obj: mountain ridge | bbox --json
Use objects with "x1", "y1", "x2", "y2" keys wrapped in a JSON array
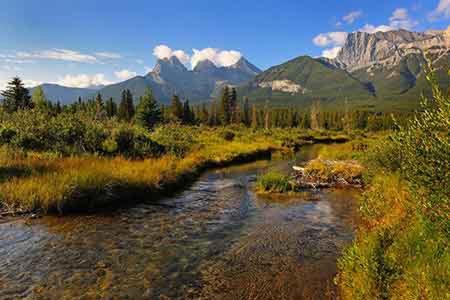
[
  {"x1": 239, "y1": 27, "x2": 450, "y2": 110},
  {"x1": 29, "y1": 56, "x2": 261, "y2": 104},
  {"x1": 29, "y1": 27, "x2": 449, "y2": 110}
]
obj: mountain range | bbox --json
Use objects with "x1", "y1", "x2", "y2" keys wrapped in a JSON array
[
  {"x1": 31, "y1": 27, "x2": 449, "y2": 110},
  {"x1": 240, "y1": 27, "x2": 450, "y2": 110},
  {"x1": 31, "y1": 57, "x2": 261, "y2": 105}
]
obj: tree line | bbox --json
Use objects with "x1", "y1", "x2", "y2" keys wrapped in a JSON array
[{"x1": 1, "y1": 77, "x2": 411, "y2": 131}]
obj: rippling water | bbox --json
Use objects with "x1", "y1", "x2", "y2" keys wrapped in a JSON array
[{"x1": 0, "y1": 145, "x2": 359, "y2": 300}]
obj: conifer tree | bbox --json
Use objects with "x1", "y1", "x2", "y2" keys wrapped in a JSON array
[
  {"x1": 182, "y1": 100, "x2": 193, "y2": 124},
  {"x1": 251, "y1": 104, "x2": 258, "y2": 129},
  {"x1": 229, "y1": 87, "x2": 237, "y2": 123},
  {"x1": 31, "y1": 86, "x2": 48, "y2": 111},
  {"x1": 170, "y1": 95, "x2": 183, "y2": 121},
  {"x1": 199, "y1": 103, "x2": 209, "y2": 124},
  {"x1": 208, "y1": 101, "x2": 218, "y2": 126},
  {"x1": 55, "y1": 101, "x2": 62, "y2": 114},
  {"x1": 220, "y1": 86, "x2": 231, "y2": 125},
  {"x1": 264, "y1": 100, "x2": 270, "y2": 130},
  {"x1": 1, "y1": 77, "x2": 32, "y2": 112},
  {"x1": 310, "y1": 100, "x2": 321, "y2": 130},
  {"x1": 243, "y1": 97, "x2": 250, "y2": 126},
  {"x1": 135, "y1": 88, "x2": 161, "y2": 129},
  {"x1": 126, "y1": 90, "x2": 135, "y2": 119},
  {"x1": 105, "y1": 97, "x2": 117, "y2": 118},
  {"x1": 118, "y1": 90, "x2": 133, "y2": 121},
  {"x1": 94, "y1": 93, "x2": 107, "y2": 120}
]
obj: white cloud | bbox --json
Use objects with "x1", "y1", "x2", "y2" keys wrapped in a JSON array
[
  {"x1": 0, "y1": 78, "x2": 41, "y2": 90},
  {"x1": 153, "y1": 45, "x2": 190, "y2": 65},
  {"x1": 359, "y1": 24, "x2": 395, "y2": 33},
  {"x1": 95, "y1": 52, "x2": 121, "y2": 59},
  {"x1": 359, "y1": 8, "x2": 417, "y2": 33},
  {"x1": 428, "y1": 0, "x2": 450, "y2": 20},
  {"x1": 136, "y1": 59, "x2": 144, "y2": 64},
  {"x1": 57, "y1": 74, "x2": 112, "y2": 88},
  {"x1": 389, "y1": 8, "x2": 417, "y2": 30},
  {"x1": 313, "y1": 32, "x2": 348, "y2": 47},
  {"x1": 0, "y1": 79, "x2": 8, "y2": 91},
  {"x1": 16, "y1": 49, "x2": 98, "y2": 63},
  {"x1": 152, "y1": 45, "x2": 242, "y2": 68},
  {"x1": 321, "y1": 47, "x2": 342, "y2": 59},
  {"x1": 191, "y1": 48, "x2": 242, "y2": 68},
  {"x1": 343, "y1": 10, "x2": 363, "y2": 24},
  {"x1": 114, "y1": 69, "x2": 137, "y2": 81},
  {"x1": 23, "y1": 79, "x2": 42, "y2": 88}
]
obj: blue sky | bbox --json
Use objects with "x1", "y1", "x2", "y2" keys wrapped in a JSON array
[{"x1": 0, "y1": 0, "x2": 449, "y2": 89}]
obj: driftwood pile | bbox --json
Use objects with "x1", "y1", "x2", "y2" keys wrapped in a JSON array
[{"x1": 291, "y1": 160, "x2": 363, "y2": 190}]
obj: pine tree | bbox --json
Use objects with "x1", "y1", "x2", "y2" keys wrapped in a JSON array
[
  {"x1": 182, "y1": 100, "x2": 192, "y2": 124},
  {"x1": 105, "y1": 97, "x2": 117, "y2": 118},
  {"x1": 243, "y1": 97, "x2": 250, "y2": 126},
  {"x1": 118, "y1": 90, "x2": 127, "y2": 120},
  {"x1": 219, "y1": 86, "x2": 231, "y2": 125},
  {"x1": 94, "y1": 93, "x2": 106, "y2": 120},
  {"x1": 31, "y1": 86, "x2": 48, "y2": 110},
  {"x1": 117, "y1": 90, "x2": 135, "y2": 121},
  {"x1": 264, "y1": 100, "x2": 270, "y2": 130},
  {"x1": 170, "y1": 95, "x2": 183, "y2": 121},
  {"x1": 126, "y1": 90, "x2": 135, "y2": 120},
  {"x1": 208, "y1": 101, "x2": 218, "y2": 126},
  {"x1": 55, "y1": 101, "x2": 62, "y2": 114},
  {"x1": 199, "y1": 103, "x2": 209, "y2": 124},
  {"x1": 135, "y1": 88, "x2": 161, "y2": 129},
  {"x1": 1, "y1": 77, "x2": 32, "y2": 112},
  {"x1": 251, "y1": 104, "x2": 258, "y2": 129},
  {"x1": 310, "y1": 100, "x2": 321, "y2": 130},
  {"x1": 229, "y1": 88, "x2": 237, "y2": 123}
]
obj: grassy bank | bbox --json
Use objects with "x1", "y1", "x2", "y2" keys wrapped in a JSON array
[
  {"x1": 335, "y1": 70, "x2": 449, "y2": 299},
  {"x1": 0, "y1": 126, "x2": 349, "y2": 214}
]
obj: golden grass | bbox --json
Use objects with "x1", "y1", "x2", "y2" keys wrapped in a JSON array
[{"x1": 0, "y1": 137, "x2": 275, "y2": 214}]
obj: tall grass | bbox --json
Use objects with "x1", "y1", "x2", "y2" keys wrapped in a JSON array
[
  {"x1": 336, "y1": 65, "x2": 450, "y2": 299},
  {"x1": 256, "y1": 171, "x2": 293, "y2": 193},
  {"x1": 0, "y1": 129, "x2": 276, "y2": 214}
]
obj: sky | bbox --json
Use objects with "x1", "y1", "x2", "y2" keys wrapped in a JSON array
[{"x1": 0, "y1": 0, "x2": 449, "y2": 89}]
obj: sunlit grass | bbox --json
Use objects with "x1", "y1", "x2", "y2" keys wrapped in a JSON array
[
  {"x1": 256, "y1": 171, "x2": 293, "y2": 193},
  {"x1": 0, "y1": 128, "x2": 279, "y2": 214}
]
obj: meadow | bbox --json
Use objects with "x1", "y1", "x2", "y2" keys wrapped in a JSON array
[{"x1": 0, "y1": 118, "x2": 349, "y2": 214}]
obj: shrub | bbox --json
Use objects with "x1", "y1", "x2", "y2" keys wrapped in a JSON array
[
  {"x1": 151, "y1": 124, "x2": 196, "y2": 157},
  {"x1": 0, "y1": 110, "x2": 164, "y2": 158},
  {"x1": 337, "y1": 62, "x2": 450, "y2": 299}
]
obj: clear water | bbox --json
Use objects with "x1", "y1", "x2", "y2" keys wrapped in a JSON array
[{"x1": 0, "y1": 145, "x2": 359, "y2": 299}]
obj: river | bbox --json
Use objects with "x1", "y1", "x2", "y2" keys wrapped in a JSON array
[{"x1": 0, "y1": 144, "x2": 360, "y2": 300}]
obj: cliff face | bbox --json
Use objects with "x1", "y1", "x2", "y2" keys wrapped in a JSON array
[{"x1": 333, "y1": 27, "x2": 450, "y2": 72}]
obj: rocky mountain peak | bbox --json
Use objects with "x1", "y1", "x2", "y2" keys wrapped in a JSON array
[
  {"x1": 193, "y1": 59, "x2": 218, "y2": 73},
  {"x1": 227, "y1": 57, "x2": 262, "y2": 75},
  {"x1": 153, "y1": 56, "x2": 188, "y2": 75},
  {"x1": 333, "y1": 28, "x2": 450, "y2": 72}
]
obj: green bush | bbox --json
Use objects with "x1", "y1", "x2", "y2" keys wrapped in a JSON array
[
  {"x1": 0, "y1": 109, "x2": 164, "y2": 158},
  {"x1": 151, "y1": 124, "x2": 196, "y2": 157}
]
